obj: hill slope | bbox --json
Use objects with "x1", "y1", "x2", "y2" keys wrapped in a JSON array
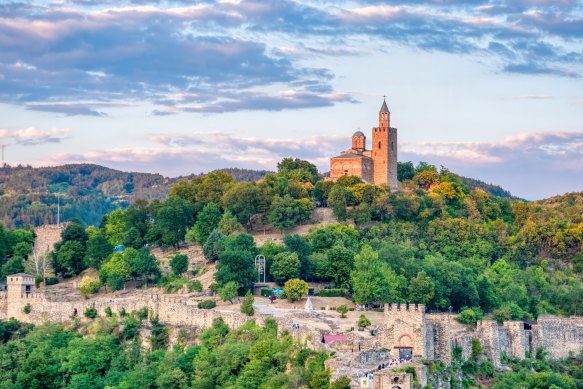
[{"x1": 0, "y1": 164, "x2": 272, "y2": 228}]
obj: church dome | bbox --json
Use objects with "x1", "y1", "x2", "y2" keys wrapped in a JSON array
[{"x1": 352, "y1": 130, "x2": 365, "y2": 137}]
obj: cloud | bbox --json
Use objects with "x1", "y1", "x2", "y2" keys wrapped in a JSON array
[
  {"x1": 0, "y1": 0, "x2": 581, "y2": 116},
  {"x1": 0, "y1": 127, "x2": 70, "y2": 145},
  {"x1": 151, "y1": 90, "x2": 356, "y2": 115},
  {"x1": 400, "y1": 131, "x2": 583, "y2": 199},
  {"x1": 42, "y1": 131, "x2": 348, "y2": 175}
]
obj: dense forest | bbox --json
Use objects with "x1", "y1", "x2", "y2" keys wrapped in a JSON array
[
  {"x1": 0, "y1": 315, "x2": 353, "y2": 389},
  {"x1": 0, "y1": 164, "x2": 273, "y2": 228},
  {"x1": 2, "y1": 157, "x2": 581, "y2": 319}
]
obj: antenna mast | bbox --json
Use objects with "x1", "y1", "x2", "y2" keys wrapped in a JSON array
[
  {"x1": 1, "y1": 144, "x2": 5, "y2": 168},
  {"x1": 57, "y1": 193, "x2": 60, "y2": 228}
]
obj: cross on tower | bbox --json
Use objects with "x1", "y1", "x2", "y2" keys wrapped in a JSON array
[{"x1": 383, "y1": 94, "x2": 387, "y2": 100}]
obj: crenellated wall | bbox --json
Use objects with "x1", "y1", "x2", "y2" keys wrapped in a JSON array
[{"x1": 379, "y1": 303, "x2": 426, "y2": 359}]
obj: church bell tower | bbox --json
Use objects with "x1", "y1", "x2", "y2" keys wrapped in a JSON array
[{"x1": 372, "y1": 97, "x2": 398, "y2": 189}]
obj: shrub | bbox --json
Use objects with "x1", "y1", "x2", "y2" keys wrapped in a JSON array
[
  {"x1": 188, "y1": 280, "x2": 203, "y2": 293},
  {"x1": 317, "y1": 289, "x2": 345, "y2": 297},
  {"x1": 261, "y1": 288, "x2": 273, "y2": 297},
  {"x1": 337, "y1": 305, "x2": 348, "y2": 318},
  {"x1": 458, "y1": 309, "x2": 477, "y2": 325},
  {"x1": 35, "y1": 275, "x2": 42, "y2": 287},
  {"x1": 84, "y1": 307, "x2": 97, "y2": 319},
  {"x1": 46, "y1": 277, "x2": 58, "y2": 286},
  {"x1": 123, "y1": 316, "x2": 140, "y2": 339},
  {"x1": 136, "y1": 307, "x2": 148, "y2": 321},
  {"x1": 472, "y1": 338, "x2": 482, "y2": 359},
  {"x1": 104, "y1": 307, "x2": 113, "y2": 317},
  {"x1": 23, "y1": 303, "x2": 31, "y2": 314},
  {"x1": 479, "y1": 360, "x2": 494, "y2": 378},
  {"x1": 330, "y1": 376, "x2": 351, "y2": 389},
  {"x1": 198, "y1": 300, "x2": 216, "y2": 309},
  {"x1": 358, "y1": 314, "x2": 371, "y2": 328},
  {"x1": 80, "y1": 276, "x2": 100, "y2": 297},
  {"x1": 120, "y1": 308, "x2": 127, "y2": 317},
  {"x1": 241, "y1": 291, "x2": 254, "y2": 316}
]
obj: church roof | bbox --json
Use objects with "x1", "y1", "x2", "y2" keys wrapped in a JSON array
[
  {"x1": 332, "y1": 153, "x2": 371, "y2": 159},
  {"x1": 352, "y1": 130, "x2": 365, "y2": 137},
  {"x1": 380, "y1": 99, "x2": 390, "y2": 113}
]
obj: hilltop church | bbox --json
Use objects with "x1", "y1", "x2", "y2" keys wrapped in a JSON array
[{"x1": 328, "y1": 98, "x2": 398, "y2": 189}]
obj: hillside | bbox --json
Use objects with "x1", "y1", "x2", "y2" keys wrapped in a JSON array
[
  {"x1": 458, "y1": 175, "x2": 522, "y2": 200},
  {"x1": 0, "y1": 164, "x2": 271, "y2": 228}
]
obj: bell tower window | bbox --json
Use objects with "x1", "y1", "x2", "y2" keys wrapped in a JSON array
[{"x1": 378, "y1": 141, "x2": 381, "y2": 149}]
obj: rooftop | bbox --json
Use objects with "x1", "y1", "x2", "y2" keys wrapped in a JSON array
[
  {"x1": 380, "y1": 99, "x2": 389, "y2": 113},
  {"x1": 332, "y1": 153, "x2": 372, "y2": 159}
]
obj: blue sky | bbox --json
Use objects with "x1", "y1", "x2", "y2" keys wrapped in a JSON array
[{"x1": 0, "y1": 0, "x2": 582, "y2": 199}]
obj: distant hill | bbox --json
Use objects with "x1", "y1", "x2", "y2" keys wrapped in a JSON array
[
  {"x1": 458, "y1": 176, "x2": 523, "y2": 201},
  {"x1": 0, "y1": 164, "x2": 274, "y2": 228},
  {"x1": 211, "y1": 168, "x2": 273, "y2": 182}
]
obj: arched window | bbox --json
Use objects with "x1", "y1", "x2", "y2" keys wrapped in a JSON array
[
  {"x1": 378, "y1": 141, "x2": 381, "y2": 149},
  {"x1": 343, "y1": 170, "x2": 348, "y2": 176},
  {"x1": 391, "y1": 141, "x2": 394, "y2": 151}
]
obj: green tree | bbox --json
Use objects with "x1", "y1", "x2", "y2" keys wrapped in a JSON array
[
  {"x1": 270, "y1": 252, "x2": 301, "y2": 285},
  {"x1": 409, "y1": 271, "x2": 435, "y2": 305},
  {"x1": 328, "y1": 185, "x2": 347, "y2": 221},
  {"x1": 1, "y1": 257, "x2": 24, "y2": 280},
  {"x1": 397, "y1": 161, "x2": 416, "y2": 181},
  {"x1": 130, "y1": 248, "x2": 159, "y2": 287},
  {"x1": 104, "y1": 209, "x2": 126, "y2": 245},
  {"x1": 240, "y1": 291, "x2": 255, "y2": 316},
  {"x1": 85, "y1": 234, "x2": 113, "y2": 269},
  {"x1": 217, "y1": 210, "x2": 242, "y2": 236},
  {"x1": 283, "y1": 278, "x2": 308, "y2": 302},
  {"x1": 326, "y1": 244, "x2": 354, "y2": 288},
  {"x1": 156, "y1": 195, "x2": 194, "y2": 248},
  {"x1": 218, "y1": 281, "x2": 238, "y2": 303},
  {"x1": 55, "y1": 241, "x2": 86, "y2": 277},
  {"x1": 203, "y1": 229, "x2": 225, "y2": 262},
  {"x1": 350, "y1": 245, "x2": 397, "y2": 305},
  {"x1": 215, "y1": 250, "x2": 257, "y2": 290},
  {"x1": 221, "y1": 182, "x2": 261, "y2": 226},
  {"x1": 268, "y1": 195, "x2": 300, "y2": 232},
  {"x1": 194, "y1": 203, "x2": 222, "y2": 244},
  {"x1": 336, "y1": 305, "x2": 348, "y2": 318},
  {"x1": 170, "y1": 254, "x2": 188, "y2": 276}
]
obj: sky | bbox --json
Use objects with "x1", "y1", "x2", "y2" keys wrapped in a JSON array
[{"x1": 0, "y1": 0, "x2": 582, "y2": 200}]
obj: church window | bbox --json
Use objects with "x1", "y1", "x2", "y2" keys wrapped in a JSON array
[
  {"x1": 344, "y1": 170, "x2": 348, "y2": 176},
  {"x1": 391, "y1": 142, "x2": 394, "y2": 151},
  {"x1": 378, "y1": 141, "x2": 381, "y2": 149}
]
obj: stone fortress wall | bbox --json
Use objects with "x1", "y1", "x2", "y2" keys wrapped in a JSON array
[
  {"x1": 0, "y1": 275, "x2": 333, "y2": 352},
  {"x1": 33, "y1": 224, "x2": 67, "y2": 256},
  {"x1": 380, "y1": 303, "x2": 583, "y2": 369},
  {"x1": 2, "y1": 277, "x2": 583, "y2": 377}
]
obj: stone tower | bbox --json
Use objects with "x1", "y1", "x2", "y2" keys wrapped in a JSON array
[
  {"x1": 351, "y1": 130, "x2": 366, "y2": 152},
  {"x1": 372, "y1": 98, "x2": 398, "y2": 189},
  {"x1": 6, "y1": 273, "x2": 35, "y2": 318}
]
